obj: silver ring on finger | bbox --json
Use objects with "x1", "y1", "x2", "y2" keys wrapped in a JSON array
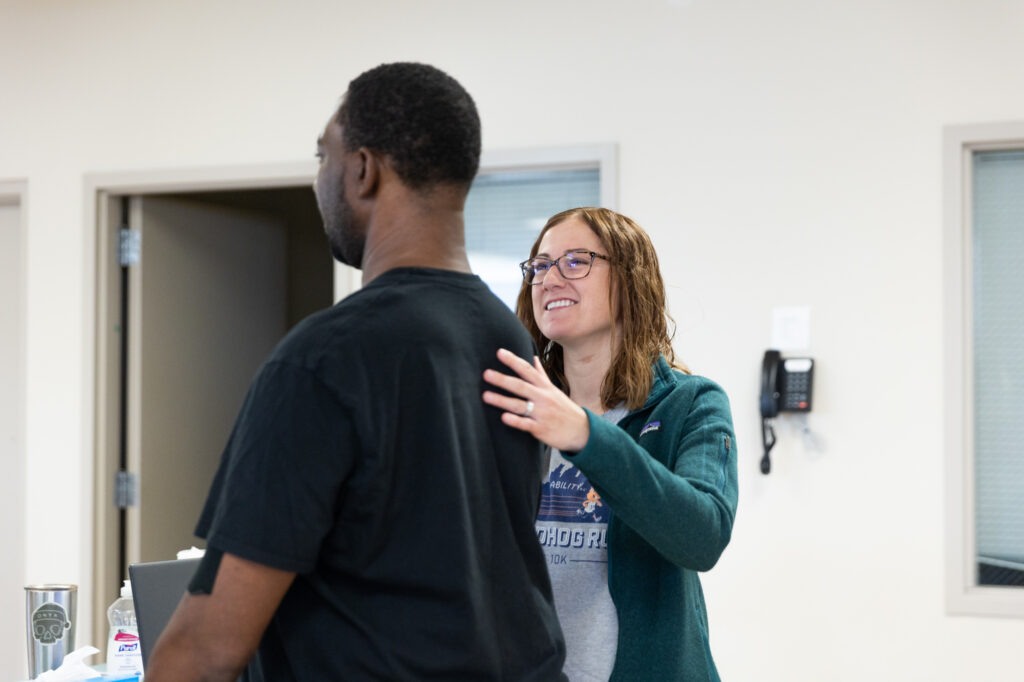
[{"x1": 523, "y1": 400, "x2": 535, "y2": 417}]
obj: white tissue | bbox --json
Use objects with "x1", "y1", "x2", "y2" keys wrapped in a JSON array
[
  {"x1": 34, "y1": 646, "x2": 102, "y2": 681},
  {"x1": 176, "y1": 545, "x2": 206, "y2": 560}
]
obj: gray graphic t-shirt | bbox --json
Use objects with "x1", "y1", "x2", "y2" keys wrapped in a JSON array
[{"x1": 536, "y1": 405, "x2": 627, "y2": 682}]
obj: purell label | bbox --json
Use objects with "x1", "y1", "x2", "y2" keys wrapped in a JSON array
[
  {"x1": 108, "y1": 626, "x2": 144, "y2": 672},
  {"x1": 114, "y1": 630, "x2": 140, "y2": 653}
]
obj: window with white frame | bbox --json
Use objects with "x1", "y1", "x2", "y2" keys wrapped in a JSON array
[
  {"x1": 465, "y1": 146, "x2": 615, "y2": 310},
  {"x1": 945, "y1": 124, "x2": 1024, "y2": 617}
]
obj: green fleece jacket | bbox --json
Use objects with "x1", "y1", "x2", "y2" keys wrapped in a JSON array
[{"x1": 566, "y1": 356, "x2": 738, "y2": 681}]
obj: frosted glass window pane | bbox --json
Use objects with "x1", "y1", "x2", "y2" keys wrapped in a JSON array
[
  {"x1": 465, "y1": 168, "x2": 600, "y2": 309},
  {"x1": 972, "y1": 149, "x2": 1024, "y2": 585}
]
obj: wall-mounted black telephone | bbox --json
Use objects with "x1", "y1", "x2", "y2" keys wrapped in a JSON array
[{"x1": 760, "y1": 349, "x2": 814, "y2": 474}]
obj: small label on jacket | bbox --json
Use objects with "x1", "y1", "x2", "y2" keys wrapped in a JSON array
[{"x1": 640, "y1": 420, "x2": 661, "y2": 437}]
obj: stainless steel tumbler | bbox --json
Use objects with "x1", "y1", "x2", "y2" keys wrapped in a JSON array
[{"x1": 24, "y1": 584, "x2": 77, "y2": 679}]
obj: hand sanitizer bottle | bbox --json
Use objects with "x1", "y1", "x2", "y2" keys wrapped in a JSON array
[{"x1": 107, "y1": 580, "x2": 144, "y2": 675}]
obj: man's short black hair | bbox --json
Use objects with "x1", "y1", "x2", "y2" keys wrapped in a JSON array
[{"x1": 337, "y1": 62, "x2": 481, "y2": 191}]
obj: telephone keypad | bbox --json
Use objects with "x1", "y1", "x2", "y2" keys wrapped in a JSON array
[{"x1": 781, "y1": 368, "x2": 812, "y2": 411}]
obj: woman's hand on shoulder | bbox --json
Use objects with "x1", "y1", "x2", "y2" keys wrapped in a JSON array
[{"x1": 482, "y1": 348, "x2": 590, "y2": 453}]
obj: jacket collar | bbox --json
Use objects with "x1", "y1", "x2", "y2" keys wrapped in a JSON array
[
  {"x1": 590, "y1": 355, "x2": 677, "y2": 423},
  {"x1": 643, "y1": 355, "x2": 676, "y2": 408}
]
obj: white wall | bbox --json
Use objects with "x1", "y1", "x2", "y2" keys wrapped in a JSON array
[{"x1": 2, "y1": 0, "x2": 1024, "y2": 678}]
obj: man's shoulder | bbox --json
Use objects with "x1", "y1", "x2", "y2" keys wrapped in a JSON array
[
  {"x1": 267, "y1": 268, "x2": 528, "y2": 374},
  {"x1": 350, "y1": 268, "x2": 525, "y2": 336},
  {"x1": 275, "y1": 300, "x2": 360, "y2": 349}
]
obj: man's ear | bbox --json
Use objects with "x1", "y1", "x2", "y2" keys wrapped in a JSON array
[{"x1": 352, "y1": 147, "x2": 380, "y2": 200}]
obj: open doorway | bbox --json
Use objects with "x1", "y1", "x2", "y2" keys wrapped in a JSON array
[{"x1": 92, "y1": 178, "x2": 339, "y2": 651}]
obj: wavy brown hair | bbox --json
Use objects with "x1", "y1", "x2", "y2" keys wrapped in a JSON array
[{"x1": 515, "y1": 207, "x2": 687, "y2": 411}]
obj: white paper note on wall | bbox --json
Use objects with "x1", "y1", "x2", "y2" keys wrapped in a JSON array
[{"x1": 771, "y1": 306, "x2": 810, "y2": 351}]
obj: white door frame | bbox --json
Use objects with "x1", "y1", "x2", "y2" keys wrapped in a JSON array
[{"x1": 0, "y1": 179, "x2": 29, "y2": 680}]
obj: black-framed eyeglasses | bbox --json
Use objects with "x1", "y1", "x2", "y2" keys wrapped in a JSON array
[{"x1": 519, "y1": 250, "x2": 610, "y2": 285}]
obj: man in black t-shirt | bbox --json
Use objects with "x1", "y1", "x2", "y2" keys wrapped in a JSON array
[{"x1": 146, "y1": 63, "x2": 566, "y2": 682}]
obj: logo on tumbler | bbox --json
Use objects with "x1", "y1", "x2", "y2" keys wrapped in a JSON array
[{"x1": 31, "y1": 602, "x2": 70, "y2": 645}]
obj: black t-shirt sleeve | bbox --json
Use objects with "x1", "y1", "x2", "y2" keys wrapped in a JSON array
[{"x1": 195, "y1": 360, "x2": 357, "y2": 574}]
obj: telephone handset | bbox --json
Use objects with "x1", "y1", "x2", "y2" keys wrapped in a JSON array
[{"x1": 759, "y1": 350, "x2": 814, "y2": 474}]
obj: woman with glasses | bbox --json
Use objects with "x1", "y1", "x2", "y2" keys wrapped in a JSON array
[{"x1": 482, "y1": 207, "x2": 738, "y2": 682}]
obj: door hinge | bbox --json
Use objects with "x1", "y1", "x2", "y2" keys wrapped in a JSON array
[
  {"x1": 114, "y1": 470, "x2": 139, "y2": 509},
  {"x1": 119, "y1": 228, "x2": 141, "y2": 267}
]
